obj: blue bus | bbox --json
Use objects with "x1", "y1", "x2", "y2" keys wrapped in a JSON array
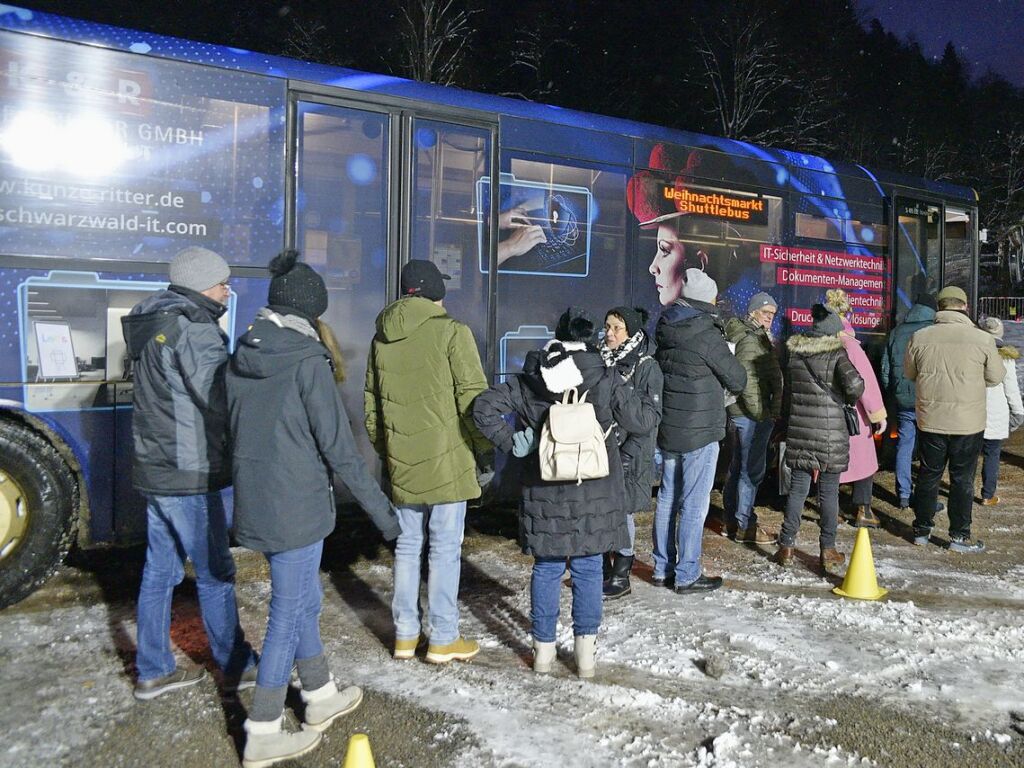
[{"x1": 0, "y1": 6, "x2": 978, "y2": 607}]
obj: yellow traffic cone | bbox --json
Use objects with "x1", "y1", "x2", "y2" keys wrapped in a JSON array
[
  {"x1": 343, "y1": 734, "x2": 376, "y2": 768},
  {"x1": 832, "y1": 527, "x2": 888, "y2": 600}
]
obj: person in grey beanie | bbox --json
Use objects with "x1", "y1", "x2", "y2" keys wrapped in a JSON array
[
  {"x1": 722, "y1": 292, "x2": 783, "y2": 544},
  {"x1": 227, "y1": 251, "x2": 401, "y2": 767},
  {"x1": 777, "y1": 304, "x2": 864, "y2": 573},
  {"x1": 122, "y1": 246, "x2": 257, "y2": 702}
]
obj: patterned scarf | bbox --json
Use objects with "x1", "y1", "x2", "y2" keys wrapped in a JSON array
[{"x1": 600, "y1": 329, "x2": 644, "y2": 368}]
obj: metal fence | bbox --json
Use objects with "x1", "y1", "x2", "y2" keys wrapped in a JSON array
[{"x1": 978, "y1": 296, "x2": 1024, "y2": 322}]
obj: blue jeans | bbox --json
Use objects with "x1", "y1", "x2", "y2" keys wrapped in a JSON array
[
  {"x1": 393, "y1": 501, "x2": 466, "y2": 646},
  {"x1": 723, "y1": 416, "x2": 774, "y2": 530},
  {"x1": 653, "y1": 442, "x2": 720, "y2": 587},
  {"x1": 256, "y1": 540, "x2": 324, "y2": 690},
  {"x1": 136, "y1": 493, "x2": 255, "y2": 681},
  {"x1": 981, "y1": 438, "x2": 1003, "y2": 500},
  {"x1": 530, "y1": 554, "x2": 602, "y2": 642},
  {"x1": 895, "y1": 410, "x2": 917, "y2": 504}
]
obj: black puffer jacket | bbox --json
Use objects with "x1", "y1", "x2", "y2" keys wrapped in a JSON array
[
  {"x1": 783, "y1": 332, "x2": 865, "y2": 473},
  {"x1": 607, "y1": 333, "x2": 664, "y2": 513},
  {"x1": 227, "y1": 314, "x2": 399, "y2": 552},
  {"x1": 472, "y1": 341, "x2": 659, "y2": 558},
  {"x1": 122, "y1": 287, "x2": 230, "y2": 495},
  {"x1": 656, "y1": 300, "x2": 747, "y2": 454}
]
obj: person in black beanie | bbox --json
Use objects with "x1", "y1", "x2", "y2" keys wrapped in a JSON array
[
  {"x1": 227, "y1": 250, "x2": 400, "y2": 767},
  {"x1": 599, "y1": 305, "x2": 662, "y2": 600}
]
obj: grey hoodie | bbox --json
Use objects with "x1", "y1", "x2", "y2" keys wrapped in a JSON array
[{"x1": 227, "y1": 314, "x2": 399, "y2": 552}]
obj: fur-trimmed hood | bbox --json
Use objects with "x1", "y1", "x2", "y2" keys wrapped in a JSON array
[
  {"x1": 522, "y1": 340, "x2": 606, "y2": 399},
  {"x1": 999, "y1": 343, "x2": 1020, "y2": 360},
  {"x1": 786, "y1": 333, "x2": 844, "y2": 356}
]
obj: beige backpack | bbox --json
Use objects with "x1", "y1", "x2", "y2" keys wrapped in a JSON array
[{"x1": 539, "y1": 387, "x2": 612, "y2": 485}]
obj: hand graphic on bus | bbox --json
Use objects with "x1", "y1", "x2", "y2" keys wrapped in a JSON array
[{"x1": 496, "y1": 205, "x2": 547, "y2": 266}]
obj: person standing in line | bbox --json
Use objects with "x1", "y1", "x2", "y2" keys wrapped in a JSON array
[
  {"x1": 905, "y1": 285, "x2": 1005, "y2": 553},
  {"x1": 365, "y1": 260, "x2": 492, "y2": 665},
  {"x1": 653, "y1": 269, "x2": 746, "y2": 593},
  {"x1": 228, "y1": 251, "x2": 401, "y2": 767},
  {"x1": 776, "y1": 305, "x2": 865, "y2": 572},
  {"x1": 122, "y1": 246, "x2": 257, "y2": 701},
  {"x1": 599, "y1": 306, "x2": 663, "y2": 600},
  {"x1": 880, "y1": 293, "x2": 937, "y2": 510},
  {"x1": 722, "y1": 292, "x2": 783, "y2": 544},
  {"x1": 472, "y1": 307, "x2": 658, "y2": 677},
  {"x1": 979, "y1": 317, "x2": 1024, "y2": 506},
  {"x1": 825, "y1": 289, "x2": 887, "y2": 528}
]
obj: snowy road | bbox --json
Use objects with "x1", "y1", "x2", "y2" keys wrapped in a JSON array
[{"x1": 3, "y1": 444, "x2": 1024, "y2": 766}]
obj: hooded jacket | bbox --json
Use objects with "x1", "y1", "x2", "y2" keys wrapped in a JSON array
[
  {"x1": 783, "y1": 333, "x2": 865, "y2": 474},
  {"x1": 985, "y1": 343, "x2": 1024, "y2": 440},
  {"x1": 364, "y1": 296, "x2": 490, "y2": 505},
  {"x1": 881, "y1": 302, "x2": 935, "y2": 411},
  {"x1": 606, "y1": 332, "x2": 664, "y2": 514},
  {"x1": 905, "y1": 310, "x2": 1005, "y2": 435},
  {"x1": 725, "y1": 315, "x2": 783, "y2": 422},
  {"x1": 838, "y1": 318, "x2": 887, "y2": 484},
  {"x1": 122, "y1": 287, "x2": 230, "y2": 495},
  {"x1": 227, "y1": 315, "x2": 398, "y2": 553},
  {"x1": 472, "y1": 341, "x2": 659, "y2": 558},
  {"x1": 656, "y1": 300, "x2": 747, "y2": 454}
]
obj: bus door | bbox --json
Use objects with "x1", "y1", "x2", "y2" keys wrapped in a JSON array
[
  {"x1": 892, "y1": 198, "x2": 941, "y2": 322},
  {"x1": 942, "y1": 206, "x2": 977, "y2": 312}
]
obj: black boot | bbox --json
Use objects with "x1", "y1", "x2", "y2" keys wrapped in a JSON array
[
  {"x1": 603, "y1": 555, "x2": 633, "y2": 600},
  {"x1": 602, "y1": 552, "x2": 614, "y2": 581}
]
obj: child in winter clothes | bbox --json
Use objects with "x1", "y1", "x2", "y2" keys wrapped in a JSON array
[
  {"x1": 227, "y1": 251, "x2": 400, "y2": 768},
  {"x1": 473, "y1": 307, "x2": 658, "y2": 677},
  {"x1": 979, "y1": 317, "x2": 1024, "y2": 505}
]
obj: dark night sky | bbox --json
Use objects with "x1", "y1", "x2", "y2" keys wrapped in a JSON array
[{"x1": 859, "y1": 0, "x2": 1024, "y2": 85}]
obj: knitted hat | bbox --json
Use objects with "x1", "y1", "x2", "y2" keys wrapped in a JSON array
[
  {"x1": 747, "y1": 292, "x2": 778, "y2": 315},
  {"x1": 915, "y1": 292, "x2": 937, "y2": 311},
  {"x1": 401, "y1": 259, "x2": 449, "y2": 301},
  {"x1": 607, "y1": 306, "x2": 649, "y2": 337},
  {"x1": 981, "y1": 316, "x2": 1004, "y2": 339},
  {"x1": 682, "y1": 268, "x2": 718, "y2": 304},
  {"x1": 555, "y1": 306, "x2": 595, "y2": 343},
  {"x1": 169, "y1": 246, "x2": 229, "y2": 292},
  {"x1": 936, "y1": 285, "x2": 968, "y2": 304},
  {"x1": 810, "y1": 304, "x2": 844, "y2": 336},
  {"x1": 267, "y1": 250, "x2": 328, "y2": 321}
]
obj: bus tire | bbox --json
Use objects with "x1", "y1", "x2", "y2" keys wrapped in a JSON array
[{"x1": 0, "y1": 420, "x2": 78, "y2": 609}]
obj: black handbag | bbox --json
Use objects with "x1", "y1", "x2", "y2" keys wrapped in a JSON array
[{"x1": 800, "y1": 356, "x2": 860, "y2": 437}]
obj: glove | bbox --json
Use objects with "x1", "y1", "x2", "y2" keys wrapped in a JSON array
[
  {"x1": 512, "y1": 426, "x2": 537, "y2": 458},
  {"x1": 873, "y1": 419, "x2": 887, "y2": 436},
  {"x1": 1010, "y1": 412, "x2": 1024, "y2": 432},
  {"x1": 476, "y1": 456, "x2": 495, "y2": 490}
]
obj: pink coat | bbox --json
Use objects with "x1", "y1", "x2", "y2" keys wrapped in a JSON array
[{"x1": 838, "y1": 319, "x2": 887, "y2": 482}]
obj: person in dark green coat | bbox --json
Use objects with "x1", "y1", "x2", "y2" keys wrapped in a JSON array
[
  {"x1": 723, "y1": 292, "x2": 783, "y2": 544},
  {"x1": 364, "y1": 260, "x2": 492, "y2": 666}
]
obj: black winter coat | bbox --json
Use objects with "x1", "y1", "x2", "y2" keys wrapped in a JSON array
[
  {"x1": 472, "y1": 342, "x2": 659, "y2": 558},
  {"x1": 122, "y1": 287, "x2": 231, "y2": 495},
  {"x1": 783, "y1": 333, "x2": 865, "y2": 474},
  {"x1": 227, "y1": 316, "x2": 399, "y2": 552},
  {"x1": 608, "y1": 333, "x2": 664, "y2": 514},
  {"x1": 656, "y1": 300, "x2": 747, "y2": 454}
]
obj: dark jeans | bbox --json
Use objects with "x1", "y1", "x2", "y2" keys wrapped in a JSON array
[
  {"x1": 981, "y1": 438, "x2": 1003, "y2": 501},
  {"x1": 913, "y1": 430, "x2": 983, "y2": 540},
  {"x1": 851, "y1": 476, "x2": 873, "y2": 506},
  {"x1": 780, "y1": 469, "x2": 841, "y2": 549}
]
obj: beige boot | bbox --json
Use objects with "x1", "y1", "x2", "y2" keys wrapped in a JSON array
[
  {"x1": 574, "y1": 635, "x2": 596, "y2": 679},
  {"x1": 533, "y1": 640, "x2": 557, "y2": 674},
  {"x1": 854, "y1": 505, "x2": 880, "y2": 528},
  {"x1": 301, "y1": 678, "x2": 363, "y2": 732},
  {"x1": 242, "y1": 716, "x2": 322, "y2": 768}
]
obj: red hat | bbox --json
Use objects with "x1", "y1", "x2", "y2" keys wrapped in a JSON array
[{"x1": 627, "y1": 144, "x2": 703, "y2": 228}]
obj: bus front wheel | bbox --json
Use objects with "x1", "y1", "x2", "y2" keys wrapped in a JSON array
[{"x1": 0, "y1": 420, "x2": 78, "y2": 609}]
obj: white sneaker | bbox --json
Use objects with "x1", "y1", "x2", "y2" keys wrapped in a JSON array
[
  {"x1": 301, "y1": 679, "x2": 364, "y2": 732},
  {"x1": 533, "y1": 640, "x2": 556, "y2": 674},
  {"x1": 574, "y1": 635, "x2": 596, "y2": 679},
  {"x1": 242, "y1": 716, "x2": 322, "y2": 768}
]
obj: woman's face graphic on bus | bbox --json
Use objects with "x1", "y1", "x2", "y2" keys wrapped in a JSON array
[{"x1": 649, "y1": 222, "x2": 707, "y2": 306}]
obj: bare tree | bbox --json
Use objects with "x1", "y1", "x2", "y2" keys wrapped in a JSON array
[
  {"x1": 391, "y1": 0, "x2": 477, "y2": 85},
  {"x1": 892, "y1": 125, "x2": 961, "y2": 181},
  {"x1": 983, "y1": 130, "x2": 1024, "y2": 237},
  {"x1": 498, "y1": 18, "x2": 577, "y2": 103},
  {"x1": 282, "y1": 17, "x2": 331, "y2": 63}
]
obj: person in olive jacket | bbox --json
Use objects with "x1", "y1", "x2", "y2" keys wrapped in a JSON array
[
  {"x1": 365, "y1": 260, "x2": 492, "y2": 666},
  {"x1": 473, "y1": 307, "x2": 658, "y2": 678},
  {"x1": 654, "y1": 270, "x2": 746, "y2": 594},
  {"x1": 777, "y1": 304, "x2": 864, "y2": 574},
  {"x1": 723, "y1": 292, "x2": 783, "y2": 544},
  {"x1": 599, "y1": 306, "x2": 663, "y2": 600},
  {"x1": 228, "y1": 251, "x2": 401, "y2": 768}
]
